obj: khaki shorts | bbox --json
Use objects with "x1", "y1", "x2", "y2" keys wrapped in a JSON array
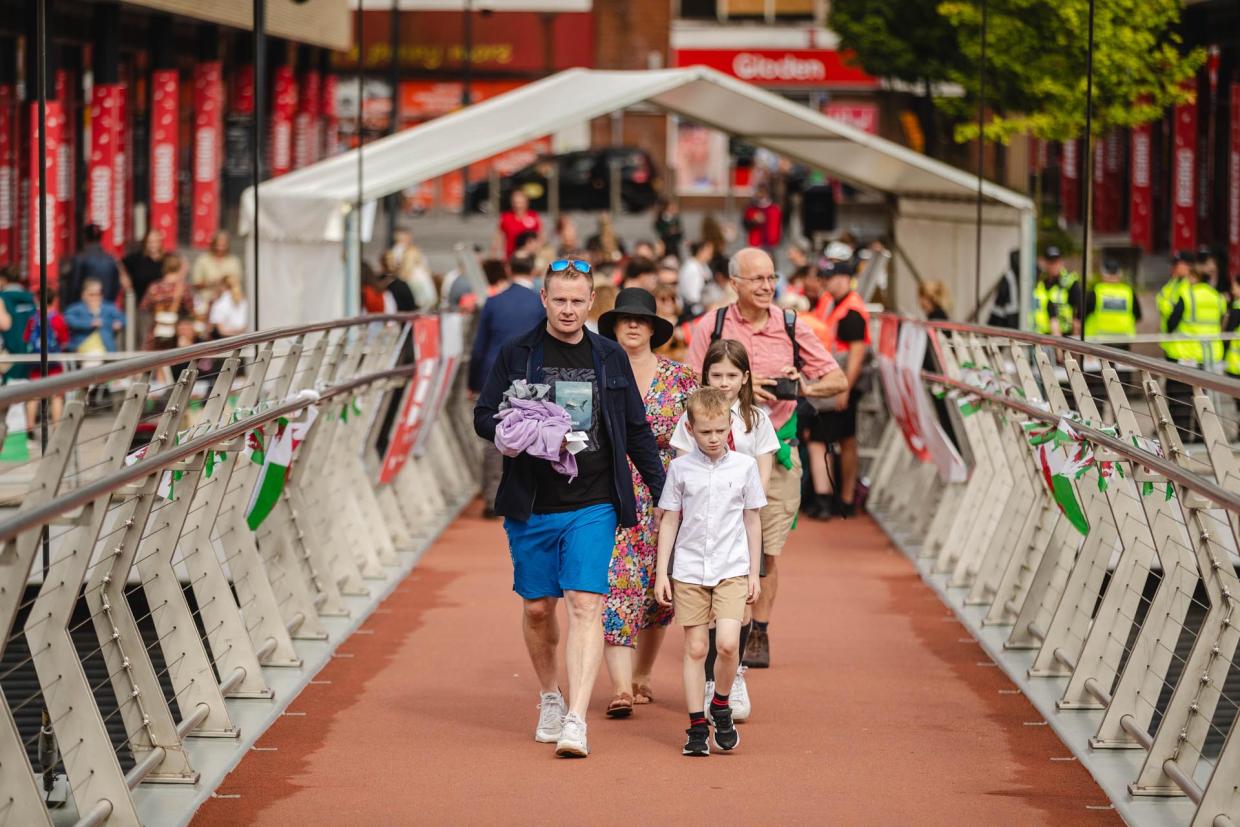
[
  {"x1": 673, "y1": 576, "x2": 748, "y2": 627},
  {"x1": 760, "y1": 451, "x2": 802, "y2": 557}
]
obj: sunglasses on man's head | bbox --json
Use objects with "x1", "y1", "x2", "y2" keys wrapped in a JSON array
[{"x1": 548, "y1": 259, "x2": 592, "y2": 275}]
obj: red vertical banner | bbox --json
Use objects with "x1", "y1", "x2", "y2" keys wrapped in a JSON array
[
  {"x1": 321, "y1": 73, "x2": 340, "y2": 157},
  {"x1": 270, "y1": 66, "x2": 297, "y2": 177},
  {"x1": 54, "y1": 70, "x2": 75, "y2": 259},
  {"x1": 1130, "y1": 124, "x2": 1153, "y2": 252},
  {"x1": 1228, "y1": 83, "x2": 1240, "y2": 279},
  {"x1": 1172, "y1": 101, "x2": 1198, "y2": 252},
  {"x1": 232, "y1": 65, "x2": 255, "y2": 115},
  {"x1": 149, "y1": 69, "x2": 179, "y2": 248},
  {"x1": 114, "y1": 86, "x2": 130, "y2": 253},
  {"x1": 87, "y1": 84, "x2": 123, "y2": 256},
  {"x1": 1092, "y1": 137, "x2": 1108, "y2": 232},
  {"x1": 0, "y1": 85, "x2": 16, "y2": 265},
  {"x1": 191, "y1": 61, "x2": 223, "y2": 250},
  {"x1": 1060, "y1": 140, "x2": 1080, "y2": 225},
  {"x1": 28, "y1": 101, "x2": 61, "y2": 293},
  {"x1": 293, "y1": 69, "x2": 320, "y2": 169}
]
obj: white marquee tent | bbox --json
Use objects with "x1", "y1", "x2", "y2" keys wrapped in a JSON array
[{"x1": 241, "y1": 66, "x2": 1035, "y2": 328}]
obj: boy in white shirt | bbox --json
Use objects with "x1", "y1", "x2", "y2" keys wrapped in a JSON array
[{"x1": 655, "y1": 387, "x2": 766, "y2": 756}]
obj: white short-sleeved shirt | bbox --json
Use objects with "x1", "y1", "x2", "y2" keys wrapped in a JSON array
[
  {"x1": 658, "y1": 448, "x2": 768, "y2": 586},
  {"x1": 670, "y1": 400, "x2": 779, "y2": 459}
]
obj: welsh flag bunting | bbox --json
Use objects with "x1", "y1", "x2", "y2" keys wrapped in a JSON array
[
  {"x1": 125, "y1": 436, "x2": 181, "y2": 502},
  {"x1": 339, "y1": 397, "x2": 363, "y2": 422},
  {"x1": 1037, "y1": 442, "x2": 1092, "y2": 535},
  {"x1": 957, "y1": 396, "x2": 982, "y2": 417},
  {"x1": 244, "y1": 405, "x2": 320, "y2": 531},
  {"x1": 245, "y1": 418, "x2": 292, "y2": 530}
]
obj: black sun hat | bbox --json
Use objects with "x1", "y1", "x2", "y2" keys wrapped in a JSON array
[{"x1": 599, "y1": 287, "x2": 675, "y2": 349}]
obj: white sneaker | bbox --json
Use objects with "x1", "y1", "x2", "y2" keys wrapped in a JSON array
[
  {"x1": 555, "y1": 712, "x2": 589, "y2": 757},
  {"x1": 703, "y1": 679, "x2": 715, "y2": 712},
  {"x1": 535, "y1": 691, "x2": 565, "y2": 743},
  {"x1": 730, "y1": 666, "x2": 751, "y2": 722}
]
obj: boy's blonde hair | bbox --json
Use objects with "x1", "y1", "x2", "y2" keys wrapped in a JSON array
[{"x1": 685, "y1": 386, "x2": 731, "y2": 425}]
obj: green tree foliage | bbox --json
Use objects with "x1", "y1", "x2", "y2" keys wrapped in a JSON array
[
  {"x1": 938, "y1": 0, "x2": 1205, "y2": 143},
  {"x1": 827, "y1": 0, "x2": 964, "y2": 90},
  {"x1": 827, "y1": 0, "x2": 967, "y2": 154}
]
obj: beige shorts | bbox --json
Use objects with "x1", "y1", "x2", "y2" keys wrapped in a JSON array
[
  {"x1": 673, "y1": 576, "x2": 748, "y2": 627},
  {"x1": 760, "y1": 451, "x2": 802, "y2": 556}
]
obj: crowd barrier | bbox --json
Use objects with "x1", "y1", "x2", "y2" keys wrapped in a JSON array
[
  {"x1": 867, "y1": 316, "x2": 1240, "y2": 827},
  {"x1": 0, "y1": 314, "x2": 481, "y2": 827}
]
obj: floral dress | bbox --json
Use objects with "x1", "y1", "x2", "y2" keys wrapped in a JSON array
[{"x1": 603, "y1": 356, "x2": 697, "y2": 647}]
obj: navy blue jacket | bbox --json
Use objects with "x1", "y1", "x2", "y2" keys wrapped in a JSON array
[
  {"x1": 473, "y1": 322, "x2": 665, "y2": 527},
  {"x1": 468, "y1": 283, "x2": 545, "y2": 392}
]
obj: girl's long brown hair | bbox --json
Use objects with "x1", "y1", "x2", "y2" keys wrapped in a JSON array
[{"x1": 701, "y1": 339, "x2": 757, "y2": 433}]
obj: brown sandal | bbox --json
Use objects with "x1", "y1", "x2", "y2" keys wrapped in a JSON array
[
  {"x1": 606, "y1": 692, "x2": 634, "y2": 718},
  {"x1": 632, "y1": 684, "x2": 653, "y2": 705}
]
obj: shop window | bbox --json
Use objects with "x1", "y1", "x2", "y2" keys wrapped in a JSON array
[{"x1": 678, "y1": 0, "x2": 819, "y2": 22}]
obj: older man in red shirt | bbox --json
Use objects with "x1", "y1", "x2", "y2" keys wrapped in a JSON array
[{"x1": 685, "y1": 247, "x2": 845, "y2": 668}]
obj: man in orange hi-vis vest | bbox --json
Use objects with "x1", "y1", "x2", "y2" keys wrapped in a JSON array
[{"x1": 808, "y1": 259, "x2": 870, "y2": 518}]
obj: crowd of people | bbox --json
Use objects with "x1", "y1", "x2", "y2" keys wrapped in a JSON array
[
  {"x1": 468, "y1": 186, "x2": 891, "y2": 759},
  {"x1": 0, "y1": 225, "x2": 251, "y2": 431}
]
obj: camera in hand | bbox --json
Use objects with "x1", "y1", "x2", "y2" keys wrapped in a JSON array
[{"x1": 772, "y1": 376, "x2": 800, "y2": 400}]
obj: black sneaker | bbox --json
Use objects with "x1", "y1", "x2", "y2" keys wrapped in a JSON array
[
  {"x1": 683, "y1": 725, "x2": 710, "y2": 757},
  {"x1": 710, "y1": 707, "x2": 740, "y2": 751}
]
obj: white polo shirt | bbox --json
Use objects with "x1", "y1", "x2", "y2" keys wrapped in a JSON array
[
  {"x1": 669, "y1": 400, "x2": 779, "y2": 459},
  {"x1": 658, "y1": 447, "x2": 767, "y2": 586}
]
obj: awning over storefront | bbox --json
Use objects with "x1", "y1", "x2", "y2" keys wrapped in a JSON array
[
  {"x1": 244, "y1": 66, "x2": 1035, "y2": 327},
  {"x1": 123, "y1": 0, "x2": 351, "y2": 51}
]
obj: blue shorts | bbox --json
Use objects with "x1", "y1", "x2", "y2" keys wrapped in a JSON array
[{"x1": 503, "y1": 503, "x2": 617, "y2": 599}]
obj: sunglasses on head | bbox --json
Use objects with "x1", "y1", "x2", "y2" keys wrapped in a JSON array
[{"x1": 548, "y1": 259, "x2": 592, "y2": 275}]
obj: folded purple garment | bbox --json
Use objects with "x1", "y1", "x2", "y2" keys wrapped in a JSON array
[{"x1": 493, "y1": 397, "x2": 578, "y2": 480}]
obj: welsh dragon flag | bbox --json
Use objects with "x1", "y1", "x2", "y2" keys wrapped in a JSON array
[
  {"x1": 244, "y1": 405, "x2": 319, "y2": 530},
  {"x1": 1037, "y1": 441, "x2": 1092, "y2": 535}
]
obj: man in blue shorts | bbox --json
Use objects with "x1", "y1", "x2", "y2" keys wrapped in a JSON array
[{"x1": 473, "y1": 258, "x2": 665, "y2": 758}]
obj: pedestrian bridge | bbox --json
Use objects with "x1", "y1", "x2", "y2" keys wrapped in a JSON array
[{"x1": 0, "y1": 314, "x2": 1237, "y2": 826}]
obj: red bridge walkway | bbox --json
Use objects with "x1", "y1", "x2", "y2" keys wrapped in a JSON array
[{"x1": 193, "y1": 504, "x2": 1119, "y2": 826}]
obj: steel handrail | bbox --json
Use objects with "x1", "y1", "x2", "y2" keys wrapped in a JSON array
[
  {"x1": 923, "y1": 369, "x2": 1240, "y2": 514},
  {"x1": 0, "y1": 364, "x2": 413, "y2": 542},
  {"x1": 0, "y1": 313, "x2": 417, "y2": 407},
  {"x1": 884, "y1": 313, "x2": 1240, "y2": 396}
]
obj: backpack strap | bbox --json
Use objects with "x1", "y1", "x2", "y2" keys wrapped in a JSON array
[
  {"x1": 783, "y1": 307, "x2": 802, "y2": 371},
  {"x1": 711, "y1": 307, "x2": 727, "y2": 344}
]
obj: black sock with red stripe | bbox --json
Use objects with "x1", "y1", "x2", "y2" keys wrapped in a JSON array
[
  {"x1": 689, "y1": 712, "x2": 708, "y2": 729},
  {"x1": 711, "y1": 692, "x2": 730, "y2": 711}
]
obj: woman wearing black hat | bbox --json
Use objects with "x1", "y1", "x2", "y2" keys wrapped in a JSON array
[{"x1": 597, "y1": 287, "x2": 698, "y2": 718}]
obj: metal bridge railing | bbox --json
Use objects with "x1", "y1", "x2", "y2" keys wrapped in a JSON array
[
  {"x1": 866, "y1": 316, "x2": 1240, "y2": 827},
  {"x1": 0, "y1": 314, "x2": 481, "y2": 826}
]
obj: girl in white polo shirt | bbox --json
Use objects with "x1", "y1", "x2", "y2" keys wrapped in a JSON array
[{"x1": 670, "y1": 339, "x2": 778, "y2": 722}]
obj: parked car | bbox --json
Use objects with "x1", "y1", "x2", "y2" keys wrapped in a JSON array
[{"x1": 466, "y1": 147, "x2": 660, "y2": 214}]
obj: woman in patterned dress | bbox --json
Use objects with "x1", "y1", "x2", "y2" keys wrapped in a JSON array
[{"x1": 598, "y1": 288, "x2": 697, "y2": 718}]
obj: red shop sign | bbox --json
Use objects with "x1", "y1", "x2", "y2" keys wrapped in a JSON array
[
  {"x1": 673, "y1": 48, "x2": 878, "y2": 89},
  {"x1": 1171, "y1": 101, "x2": 1198, "y2": 252},
  {"x1": 149, "y1": 69, "x2": 179, "y2": 248},
  {"x1": 192, "y1": 62, "x2": 223, "y2": 250}
]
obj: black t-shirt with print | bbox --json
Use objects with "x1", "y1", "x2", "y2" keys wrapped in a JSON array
[{"x1": 533, "y1": 333, "x2": 613, "y2": 513}]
